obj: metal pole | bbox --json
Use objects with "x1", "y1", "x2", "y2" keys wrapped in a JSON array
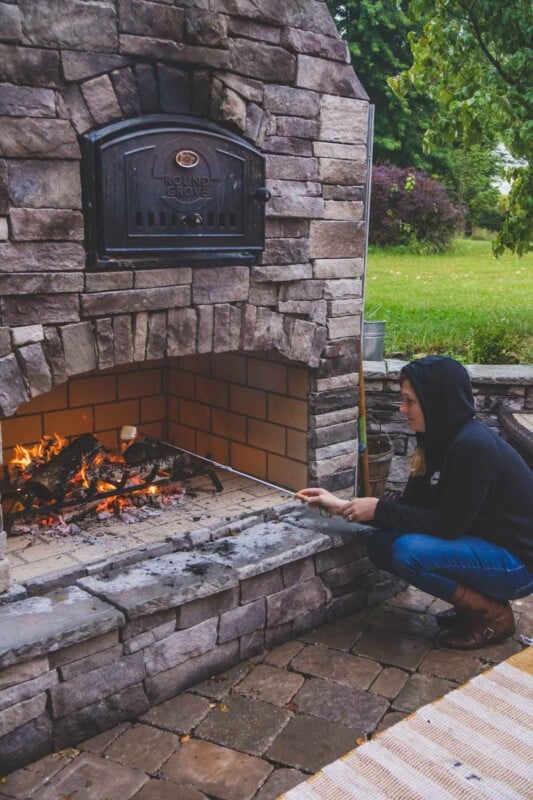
[
  {"x1": 160, "y1": 441, "x2": 298, "y2": 497},
  {"x1": 356, "y1": 104, "x2": 375, "y2": 496}
]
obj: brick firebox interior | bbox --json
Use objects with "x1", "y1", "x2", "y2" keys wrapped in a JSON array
[{"x1": 2, "y1": 352, "x2": 310, "y2": 492}]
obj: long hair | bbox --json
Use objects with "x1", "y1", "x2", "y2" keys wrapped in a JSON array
[{"x1": 400, "y1": 370, "x2": 426, "y2": 477}]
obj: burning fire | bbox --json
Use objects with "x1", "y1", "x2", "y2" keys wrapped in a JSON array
[
  {"x1": 3, "y1": 429, "x2": 218, "y2": 535},
  {"x1": 11, "y1": 433, "x2": 68, "y2": 475}
]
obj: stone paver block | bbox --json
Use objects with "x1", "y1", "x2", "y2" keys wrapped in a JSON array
[
  {"x1": 370, "y1": 667, "x2": 409, "y2": 700},
  {"x1": 189, "y1": 662, "x2": 251, "y2": 701},
  {"x1": 298, "y1": 611, "x2": 367, "y2": 651},
  {"x1": 254, "y1": 767, "x2": 306, "y2": 800},
  {"x1": 352, "y1": 629, "x2": 431, "y2": 671},
  {"x1": 195, "y1": 693, "x2": 291, "y2": 756},
  {"x1": 290, "y1": 644, "x2": 381, "y2": 690},
  {"x1": 140, "y1": 693, "x2": 211, "y2": 734},
  {"x1": 234, "y1": 664, "x2": 304, "y2": 706},
  {"x1": 419, "y1": 649, "x2": 486, "y2": 684},
  {"x1": 78, "y1": 552, "x2": 239, "y2": 619},
  {"x1": 132, "y1": 779, "x2": 207, "y2": 800},
  {"x1": 80, "y1": 722, "x2": 132, "y2": 755},
  {"x1": 365, "y1": 605, "x2": 436, "y2": 639},
  {"x1": 264, "y1": 641, "x2": 305, "y2": 669},
  {"x1": 104, "y1": 724, "x2": 180, "y2": 775},
  {"x1": 31, "y1": 753, "x2": 147, "y2": 800},
  {"x1": 390, "y1": 587, "x2": 435, "y2": 613},
  {"x1": 266, "y1": 714, "x2": 358, "y2": 773},
  {"x1": 392, "y1": 673, "x2": 456, "y2": 714},
  {"x1": 0, "y1": 587, "x2": 124, "y2": 669},
  {"x1": 375, "y1": 710, "x2": 408, "y2": 733},
  {"x1": 450, "y1": 637, "x2": 522, "y2": 664},
  {"x1": 162, "y1": 739, "x2": 272, "y2": 800},
  {"x1": 0, "y1": 750, "x2": 75, "y2": 799},
  {"x1": 292, "y1": 677, "x2": 388, "y2": 734}
]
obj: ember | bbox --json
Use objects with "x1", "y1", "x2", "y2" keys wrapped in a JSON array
[{"x1": 2, "y1": 431, "x2": 223, "y2": 534}]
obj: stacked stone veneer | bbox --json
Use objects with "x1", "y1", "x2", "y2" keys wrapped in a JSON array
[
  {"x1": 0, "y1": 508, "x2": 401, "y2": 773},
  {"x1": 0, "y1": 0, "x2": 371, "y2": 592},
  {"x1": 364, "y1": 361, "x2": 533, "y2": 493}
]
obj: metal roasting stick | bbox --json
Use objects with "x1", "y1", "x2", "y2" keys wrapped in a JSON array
[{"x1": 160, "y1": 440, "x2": 303, "y2": 499}]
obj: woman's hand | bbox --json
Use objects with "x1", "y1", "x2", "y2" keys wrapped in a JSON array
[
  {"x1": 296, "y1": 487, "x2": 347, "y2": 516},
  {"x1": 340, "y1": 497, "x2": 379, "y2": 523}
]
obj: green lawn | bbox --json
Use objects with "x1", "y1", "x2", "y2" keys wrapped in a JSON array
[{"x1": 364, "y1": 239, "x2": 533, "y2": 363}]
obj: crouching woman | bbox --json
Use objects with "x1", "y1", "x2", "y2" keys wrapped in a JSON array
[{"x1": 299, "y1": 356, "x2": 533, "y2": 650}]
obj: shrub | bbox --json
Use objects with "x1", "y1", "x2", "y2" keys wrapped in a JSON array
[
  {"x1": 370, "y1": 166, "x2": 465, "y2": 252},
  {"x1": 469, "y1": 322, "x2": 521, "y2": 364}
]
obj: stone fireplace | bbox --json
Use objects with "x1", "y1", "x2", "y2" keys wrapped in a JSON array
[
  {"x1": 0, "y1": 2, "x2": 397, "y2": 772},
  {"x1": 0, "y1": 0, "x2": 371, "y2": 595}
]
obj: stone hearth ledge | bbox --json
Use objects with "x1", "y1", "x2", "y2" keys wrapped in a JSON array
[
  {"x1": 0, "y1": 507, "x2": 375, "y2": 668},
  {"x1": 0, "y1": 507, "x2": 400, "y2": 772}
]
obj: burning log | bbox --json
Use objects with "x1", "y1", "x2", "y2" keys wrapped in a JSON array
[{"x1": 24, "y1": 433, "x2": 101, "y2": 501}]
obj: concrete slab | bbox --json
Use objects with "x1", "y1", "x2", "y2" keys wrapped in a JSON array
[
  {"x1": 0, "y1": 586, "x2": 124, "y2": 668},
  {"x1": 201, "y1": 522, "x2": 331, "y2": 579},
  {"x1": 77, "y1": 552, "x2": 239, "y2": 620}
]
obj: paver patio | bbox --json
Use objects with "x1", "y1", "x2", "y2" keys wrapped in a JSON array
[{"x1": 1, "y1": 587, "x2": 530, "y2": 800}]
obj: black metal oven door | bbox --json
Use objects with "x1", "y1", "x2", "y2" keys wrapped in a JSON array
[{"x1": 82, "y1": 114, "x2": 269, "y2": 269}]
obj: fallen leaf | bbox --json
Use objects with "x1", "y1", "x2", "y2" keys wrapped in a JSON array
[
  {"x1": 212, "y1": 674, "x2": 227, "y2": 683},
  {"x1": 355, "y1": 738, "x2": 366, "y2": 746},
  {"x1": 284, "y1": 702, "x2": 298, "y2": 712},
  {"x1": 218, "y1": 702, "x2": 229, "y2": 712},
  {"x1": 208, "y1": 702, "x2": 217, "y2": 708},
  {"x1": 0, "y1": 778, "x2": 7, "y2": 784},
  {"x1": 179, "y1": 734, "x2": 190, "y2": 744}
]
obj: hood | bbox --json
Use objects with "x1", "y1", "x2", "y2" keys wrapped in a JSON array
[{"x1": 401, "y1": 356, "x2": 475, "y2": 457}]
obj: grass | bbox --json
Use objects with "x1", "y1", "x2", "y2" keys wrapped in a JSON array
[{"x1": 364, "y1": 238, "x2": 533, "y2": 364}]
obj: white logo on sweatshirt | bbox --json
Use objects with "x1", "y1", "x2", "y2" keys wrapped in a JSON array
[{"x1": 430, "y1": 471, "x2": 441, "y2": 486}]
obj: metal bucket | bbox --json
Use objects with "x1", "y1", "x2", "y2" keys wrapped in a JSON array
[
  {"x1": 363, "y1": 320, "x2": 386, "y2": 361},
  {"x1": 366, "y1": 434, "x2": 394, "y2": 496}
]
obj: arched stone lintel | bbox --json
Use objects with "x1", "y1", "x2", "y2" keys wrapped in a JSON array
[{"x1": 0, "y1": 309, "x2": 325, "y2": 419}]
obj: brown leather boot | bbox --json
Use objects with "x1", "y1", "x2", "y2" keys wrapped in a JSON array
[{"x1": 439, "y1": 584, "x2": 515, "y2": 650}]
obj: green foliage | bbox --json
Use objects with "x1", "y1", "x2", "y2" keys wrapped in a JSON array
[
  {"x1": 370, "y1": 166, "x2": 465, "y2": 252},
  {"x1": 439, "y1": 145, "x2": 505, "y2": 233},
  {"x1": 470, "y1": 323, "x2": 521, "y2": 365},
  {"x1": 326, "y1": 0, "x2": 448, "y2": 170},
  {"x1": 365, "y1": 240, "x2": 533, "y2": 363},
  {"x1": 390, "y1": 0, "x2": 533, "y2": 254}
]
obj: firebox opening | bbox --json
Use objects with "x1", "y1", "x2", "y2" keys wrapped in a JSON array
[{"x1": 2, "y1": 352, "x2": 309, "y2": 542}]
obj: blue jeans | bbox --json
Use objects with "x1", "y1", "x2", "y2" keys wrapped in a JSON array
[{"x1": 366, "y1": 528, "x2": 533, "y2": 602}]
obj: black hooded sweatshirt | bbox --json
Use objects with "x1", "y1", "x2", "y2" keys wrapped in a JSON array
[{"x1": 374, "y1": 356, "x2": 533, "y2": 571}]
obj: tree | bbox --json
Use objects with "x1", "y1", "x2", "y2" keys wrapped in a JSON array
[
  {"x1": 390, "y1": 0, "x2": 532, "y2": 254},
  {"x1": 441, "y1": 145, "x2": 505, "y2": 234},
  {"x1": 326, "y1": 0, "x2": 446, "y2": 170}
]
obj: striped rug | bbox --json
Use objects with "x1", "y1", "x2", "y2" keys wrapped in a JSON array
[{"x1": 281, "y1": 648, "x2": 533, "y2": 800}]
